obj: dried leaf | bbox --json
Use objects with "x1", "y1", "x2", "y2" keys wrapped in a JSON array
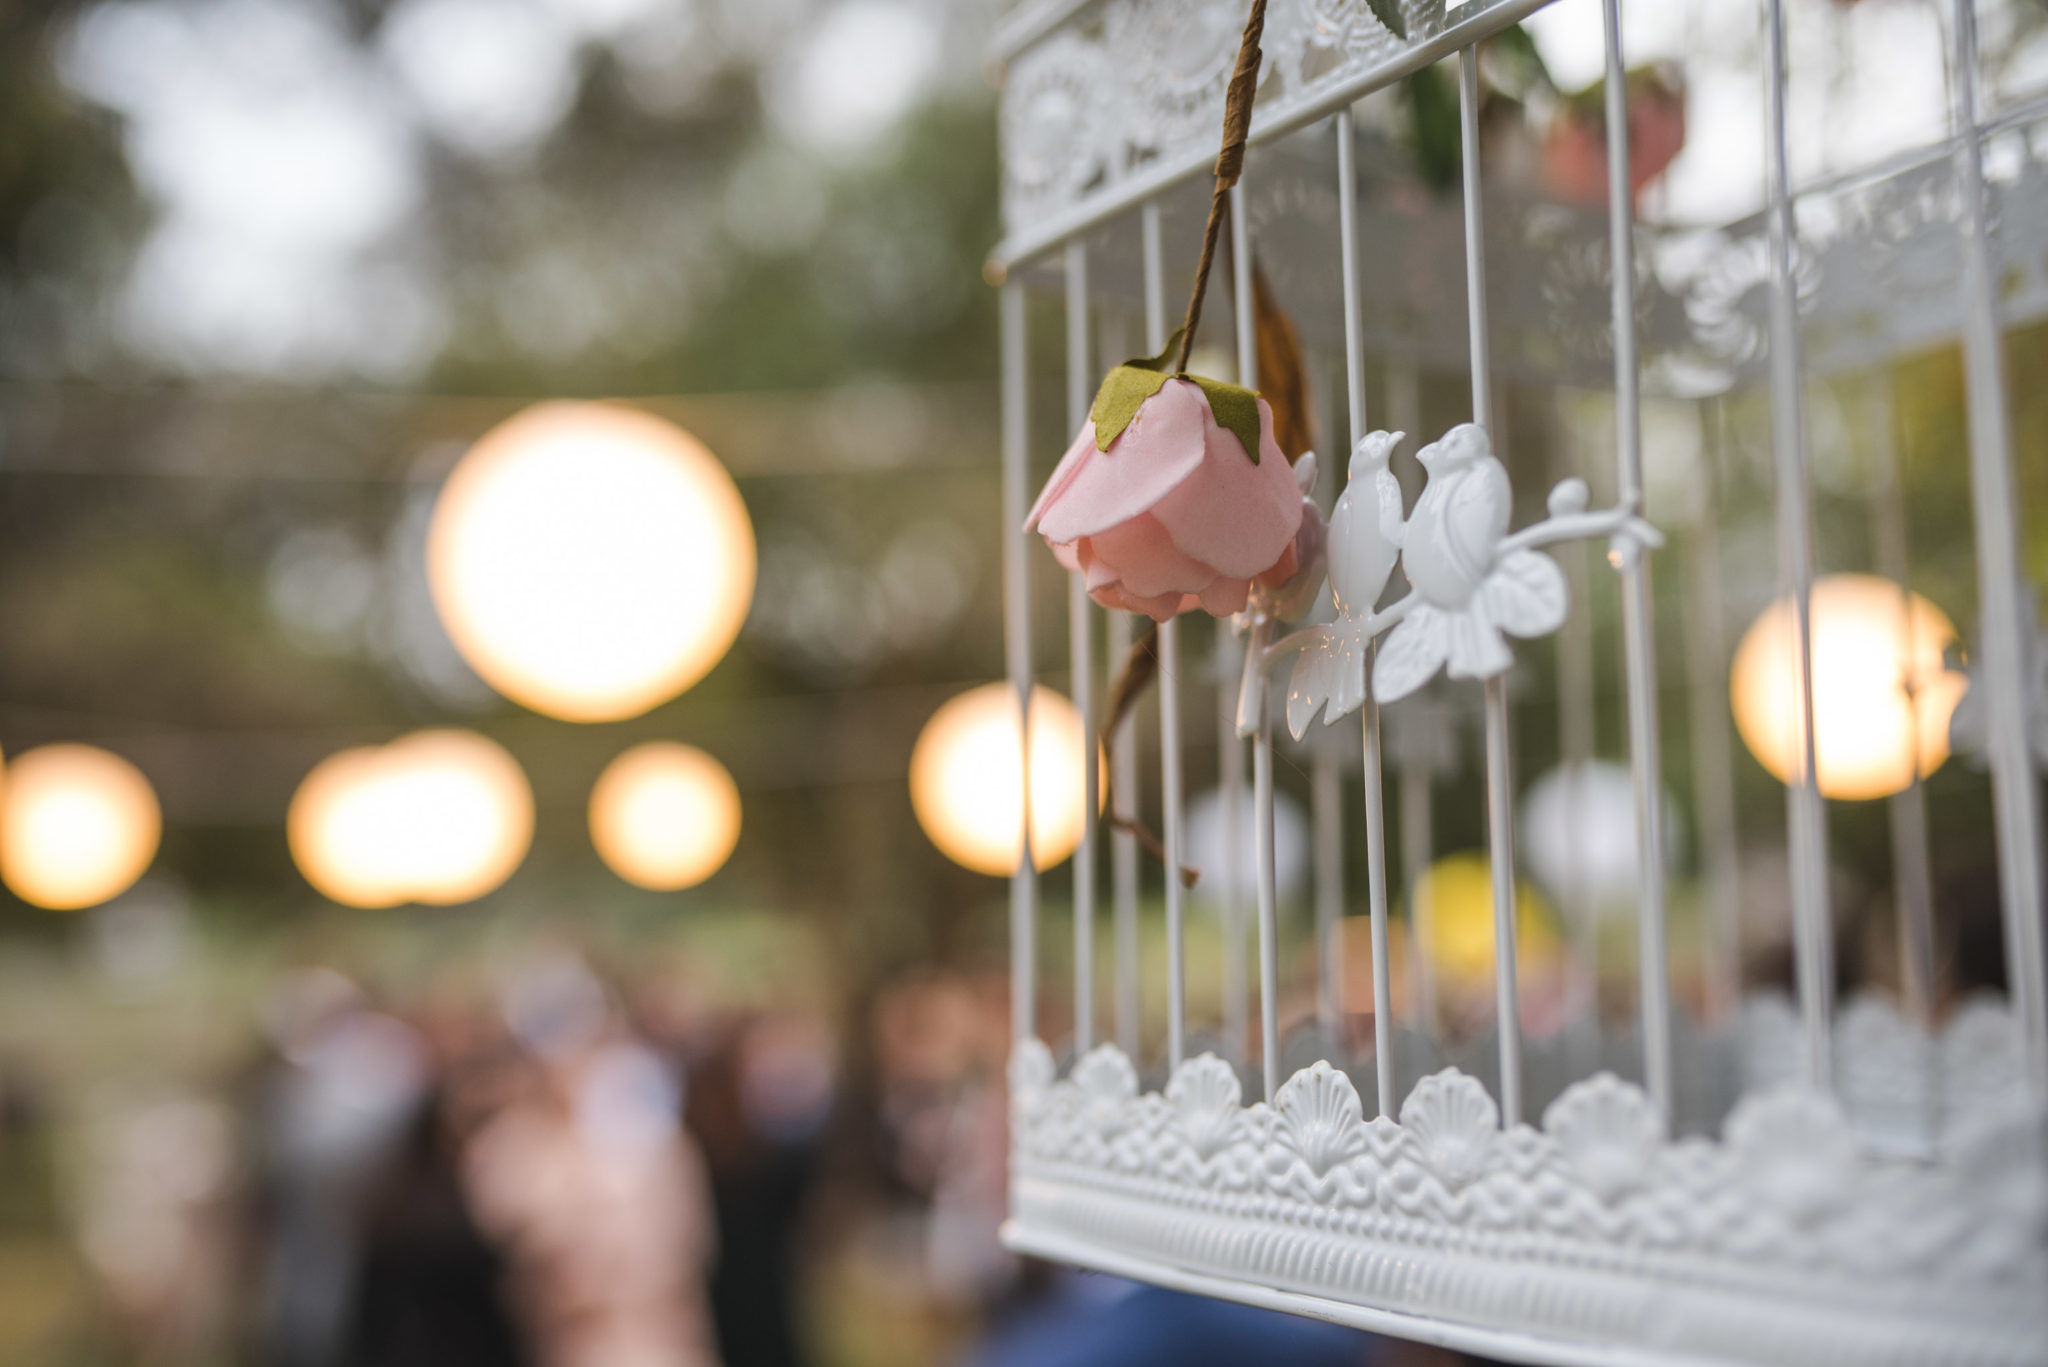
[
  {"x1": 1252, "y1": 262, "x2": 1314, "y2": 462},
  {"x1": 1102, "y1": 619, "x2": 1159, "y2": 746},
  {"x1": 1190, "y1": 374, "x2": 1263, "y2": 465}
]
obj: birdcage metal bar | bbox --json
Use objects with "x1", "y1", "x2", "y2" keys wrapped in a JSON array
[
  {"x1": 1866, "y1": 372, "x2": 1939, "y2": 1025},
  {"x1": 1338, "y1": 107, "x2": 1397, "y2": 1115},
  {"x1": 1600, "y1": 0, "x2": 1674, "y2": 1122},
  {"x1": 1000, "y1": 280, "x2": 1037, "y2": 1044},
  {"x1": 1231, "y1": 181, "x2": 1285, "y2": 1102},
  {"x1": 1109, "y1": 603, "x2": 1142, "y2": 1055},
  {"x1": 1217, "y1": 628, "x2": 1248, "y2": 1060},
  {"x1": 1948, "y1": 0, "x2": 2048, "y2": 1099},
  {"x1": 1460, "y1": 42, "x2": 1523, "y2": 1126},
  {"x1": 1387, "y1": 358, "x2": 1438, "y2": 1039},
  {"x1": 1142, "y1": 199, "x2": 1189, "y2": 1072},
  {"x1": 1065, "y1": 242, "x2": 1100, "y2": 1054},
  {"x1": 1687, "y1": 401, "x2": 1743, "y2": 1025},
  {"x1": 1762, "y1": 0, "x2": 1836, "y2": 1093}
]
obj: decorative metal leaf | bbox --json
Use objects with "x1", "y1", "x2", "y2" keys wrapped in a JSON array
[
  {"x1": 1372, "y1": 606, "x2": 1449, "y2": 703},
  {"x1": 1287, "y1": 633, "x2": 1340, "y2": 739},
  {"x1": 1482, "y1": 548, "x2": 1570, "y2": 639},
  {"x1": 1363, "y1": 0, "x2": 1407, "y2": 42}
]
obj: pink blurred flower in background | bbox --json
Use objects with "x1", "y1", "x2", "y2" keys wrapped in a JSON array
[{"x1": 1025, "y1": 379, "x2": 1304, "y2": 622}]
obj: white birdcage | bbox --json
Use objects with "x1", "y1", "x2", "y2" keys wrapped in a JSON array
[{"x1": 985, "y1": 1, "x2": 2047, "y2": 1363}]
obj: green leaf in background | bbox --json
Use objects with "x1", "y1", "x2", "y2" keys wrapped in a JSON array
[
  {"x1": 1190, "y1": 375, "x2": 1263, "y2": 464},
  {"x1": 1364, "y1": 0, "x2": 1407, "y2": 41},
  {"x1": 1090, "y1": 365, "x2": 1173, "y2": 450}
]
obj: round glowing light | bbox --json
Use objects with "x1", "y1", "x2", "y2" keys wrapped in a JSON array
[
  {"x1": 288, "y1": 730, "x2": 533, "y2": 908},
  {"x1": 1406, "y1": 853, "x2": 1557, "y2": 991},
  {"x1": 427, "y1": 402, "x2": 756, "y2": 722},
  {"x1": 1731, "y1": 573, "x2": 1966, "y2": 801},
  {"x1": 589, "y1": 742, "x2": 742, "y2": 890},
  {"x1": 0, "y1": 745, "x2": 161, "y2": 910},
  {"x1": 910, "y1": 683, "x2": 1094, "y2": 876}
]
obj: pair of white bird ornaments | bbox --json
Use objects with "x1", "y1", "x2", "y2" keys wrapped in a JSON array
[{"x1": 1234, "y1": 422, "x2": 1663, "y2": 740}]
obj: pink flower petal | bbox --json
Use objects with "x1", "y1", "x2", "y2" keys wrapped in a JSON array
[
  {"x1": 1086, "y1": 512, "x2": 1223, "y2": 599},
  {"x1": 1196, "y1": 576, "x2": 1250, "y2": 617},
  {"x1": 1031, "y1": 381, "x2": 1212, "y2": 543},
  {"x1": 1148, "y1": 398, "x2": 1303, "y2": 579}
]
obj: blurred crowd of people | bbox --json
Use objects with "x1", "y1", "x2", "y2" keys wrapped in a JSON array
[
  {"x1": 0, "y1": 937, "x2": 1419, "y2": 1367},
  {"x1": 245, "y1": 950, "x2": 828, "y2": 1367}
]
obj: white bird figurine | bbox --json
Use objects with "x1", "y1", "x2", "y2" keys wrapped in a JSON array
[
  {"x1": 1400, "y1": 422, "x2": 1510, "y2": 612},
  {"x1": 1370, "y1": 421, "x2": 1567, "y2": 701},
  {"x1": 1326, "y1": 431, "x2": 1406, "y2": 619}
]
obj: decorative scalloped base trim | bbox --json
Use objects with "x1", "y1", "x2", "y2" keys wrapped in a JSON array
[
  {"x1": 1010, "y1": 1043, "x2": 2048, "y2": 1367},
  {"x1": 1006, "y1": 1221, "x2": 1751, "y2": 1367}
]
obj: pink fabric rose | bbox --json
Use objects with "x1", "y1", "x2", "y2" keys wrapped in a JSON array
[{"x1": 1024, "y1": 378, "x2": 1305, "y2": 622}]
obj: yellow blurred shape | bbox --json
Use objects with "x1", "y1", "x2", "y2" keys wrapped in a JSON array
[
  {"x1": 289, "y1": 730, "x2": 533, "y2": 908},
  {"x1": 910, "y1": 683, "x2": 1093, "y2": 876},
  {"x1": 590, "y1": 742, "x2": 742, "y2": 890},
  {"x1": 427, "y1": 402, "x2": 756, "y2": 722},
  {"x1": 1731, "y1": 572, "x2": 1966, "y2": 801},
  {"x1": 1406, "y1": 852, "x2": 1557, "y2": 990},
  {"x1": 0, "y1": 744, "x2": 161, "y2": 910}
]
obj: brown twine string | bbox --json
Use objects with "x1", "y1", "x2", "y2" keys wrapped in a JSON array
[
  {"x1": 1092, "y1": 1, "x2": 1269, "y2": 886},
  {"x1": 1172, "y1": 0, "x2": 1271, "y2": 375}
]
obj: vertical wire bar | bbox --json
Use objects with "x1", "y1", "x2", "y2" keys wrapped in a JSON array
[
  {"x1": 1559, "y1": 541, "x2": 1600, "y2": 1079},
  {"x1": 1233, "y1": 181, "x2": 1282, "y2": 1100},
  {"x1": 1110, "y1": 605, "x2": 1142, "y2": 1056},
  {"x1": 1065, "y1": 242, "x2": 1098, "y2": 1054},
  {"x1": 1144, "y1": 201, "x2": 1188, "y2": 1070},
  {"x1": 1401, "y1": 761, "x2": 1437, "y2": 1035},
  {"x1": 1686, "y1": 401, "x2": 1744, "y2": 1023},
  {"x1": 1363, "y1": 706, "x2": 1394, "y2": 1112},
  {"x1": 1312, "y1": 744, "x2": 1344, "y2": 1041},
  {"x1": 1387, "y1": 360, "x2": 1438, "y2": 1037},
  {"x1": 1866, "y1": 372, "x2": 1937, "y2": 1024},
  {"x1": 1094, "y1": 307, "x2": 1141, "y2": 1058},
  {"x1": 1256, "y1": 704, "x2": 1282, "y2": 1101},
  {"x1": 1948, "y1": 0, "x2": 2048, "y2": 1096},
  {"x1": 1001, "y1": 282, "x2": 1037, "y2": 1044},
  {"x1": 1461, "y1": 44, "x2": 1520, "y2": 1125},
  {"x1": 1219, "y1": 631, "x2": 1248, "y2": 1061},
  {"x1": 1763, "y1": 0, "x2": 1836, "y2": 1092},
  {"x1": 1340, "y1": 108, "x2": 1397, "y2": 1116},
  {"x1": 1484, "y1": 676, "x2": 1524, "y2": 1124},
  {"x1": 1601, "y1": 0, "x2": 1673, "y2": 1121},
  {"x1": 1459, "y1": 51, "x2": 1492, "y2": 436}
]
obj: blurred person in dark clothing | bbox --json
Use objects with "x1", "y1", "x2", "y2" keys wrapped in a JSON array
[
  {"x1": 345, "y1": 1082, "x2": 527, "y2": 1367},
  {"x1": 682, "y1": 1011, "x2": 836, "y2": 1367}
]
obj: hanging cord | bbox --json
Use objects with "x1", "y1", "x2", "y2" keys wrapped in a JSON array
[
  {"x1": 1094, "y1": 0, "x2": 1271, "y2": 887},
  {"x1": 1173, "y1": 0, "x2": 1271, "y2": 374}
]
